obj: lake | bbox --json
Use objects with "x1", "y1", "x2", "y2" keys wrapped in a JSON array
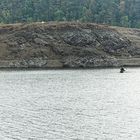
[{"x1": 0, "y1": 68, "x2": 140, "y2": 140}]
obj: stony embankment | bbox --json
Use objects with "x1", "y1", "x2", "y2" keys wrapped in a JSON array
[{"x1": 0, "y1": 22, "x2": 140, "y2": 68}]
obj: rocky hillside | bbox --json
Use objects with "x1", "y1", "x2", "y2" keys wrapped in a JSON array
[{"x1": 0, "y1": 22, "x2": 140, "y2": 68}]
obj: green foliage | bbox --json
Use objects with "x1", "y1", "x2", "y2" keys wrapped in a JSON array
[
  {"x1": 135, "y1": 21, "x2": 140, "y2": 28},
  {"x1": 54, "y1": 10, "x2": 65, "y2": 21},
  {"x1": 0, "y1": 0, "x2": 139, "y2": 28},
  {"x1": 121, "y1": 16, "x2": 129, "y2": 27}
]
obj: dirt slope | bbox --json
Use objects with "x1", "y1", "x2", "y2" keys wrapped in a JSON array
[{"x1": 0, "y1": 22, "x2": 140, "y2": 68}]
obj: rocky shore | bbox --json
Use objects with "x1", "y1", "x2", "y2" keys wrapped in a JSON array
[{"x1": 0, "y1": 22, "x2": 140, "y2": 68}]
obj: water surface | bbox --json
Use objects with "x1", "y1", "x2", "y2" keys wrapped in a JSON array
[{"x1": 0, "y1": 68, "x2": 140, "y2": 140}]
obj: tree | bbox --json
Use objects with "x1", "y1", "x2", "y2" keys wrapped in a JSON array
[{"x1": 0, "y1": 0, "x2": 139, "y2": 28}]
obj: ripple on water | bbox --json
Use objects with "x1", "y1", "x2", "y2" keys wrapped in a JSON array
[{"x1": 0, "y1": 68, "x2": 140, "y2": 140}]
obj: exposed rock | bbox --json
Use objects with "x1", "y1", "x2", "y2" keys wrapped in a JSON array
[
  {"x1": 34, "y1": 38, "x2": 48, "y2": 45},
  {"x1": 62, "y1": 31, "x2": 96, "y2": 46},
  {"x1": 0, "y1": 22, "x2": 140, "y2": 68}
]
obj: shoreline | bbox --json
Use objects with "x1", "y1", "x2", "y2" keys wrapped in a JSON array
[{"x1": 0, "y1": 65, "x2": 140, "y2": 71}]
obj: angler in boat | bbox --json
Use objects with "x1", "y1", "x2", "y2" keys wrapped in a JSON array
[{"x1": 120, "y1": 67, "x2": 125, "y2": 73}]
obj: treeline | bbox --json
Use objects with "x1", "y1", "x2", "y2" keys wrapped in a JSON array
[{"x1": 0, "y1": 0, "x2": 140, "y2": 28}]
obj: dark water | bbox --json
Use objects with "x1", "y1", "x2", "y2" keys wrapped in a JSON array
[{"x1": 0, "y1": 68, "x2": 140, "y2": 140}]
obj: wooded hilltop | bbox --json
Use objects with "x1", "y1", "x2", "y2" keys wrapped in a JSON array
[
  {"x1": 0, "y1": 1, "x2": 140, "y2": 68},
  {"x1": 0, "y1": 0, "x2": 140, "y2": 28}
]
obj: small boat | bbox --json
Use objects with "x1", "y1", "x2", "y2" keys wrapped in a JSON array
[{"x1": 120, "y1": 67, "x2": 125, "y2": 73}]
